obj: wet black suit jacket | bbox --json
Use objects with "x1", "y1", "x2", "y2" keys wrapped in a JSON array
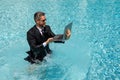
[{"x1": 25, "y1": 25, "x2": 64, "y2": 63}]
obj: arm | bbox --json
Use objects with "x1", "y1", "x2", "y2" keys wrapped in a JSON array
[
  {"x1": 44, "y1": 25, "x2": 55, "y2": 37},
  {"x1": 46, "y1": 25, "x2": 65, "y2": 43}
]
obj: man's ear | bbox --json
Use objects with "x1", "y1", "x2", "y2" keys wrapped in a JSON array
[{"x1": 36, "y1": 19, "x2": 40, "y2": 23}]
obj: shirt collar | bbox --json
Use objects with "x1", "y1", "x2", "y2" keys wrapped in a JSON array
[{"x1": 36, "y1": 25, "x2": 41, "y2": 29}]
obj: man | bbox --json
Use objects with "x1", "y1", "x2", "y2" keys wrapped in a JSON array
[
  {"x1": 24, "y1": 11, "x2": 63, "y2": 64},
  {"x1": 24, "y1": 11, "x2": 72, "y2": 64}
]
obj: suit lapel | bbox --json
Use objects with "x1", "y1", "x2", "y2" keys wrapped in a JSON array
[{"x1": 34, "y1": 26, "x2": 45, "y2": 41}]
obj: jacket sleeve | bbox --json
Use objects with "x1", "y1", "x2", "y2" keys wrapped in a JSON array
[
  {"x1": 45, "y1": 25, "x2": 65, "y2": 43},
  {"x1": 45, "y1": 25, "x2": 55, "y2": 37},
  {"x1": 47, "y1": 26, "x2": 65, "y2": 43},
  {"x1": 27, "y1": 31, "x2": 44, "y2": 51}
]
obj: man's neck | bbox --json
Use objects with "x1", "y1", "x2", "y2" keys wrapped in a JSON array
[{"x1": 36, "y1": 24, "x2": 42, "y2": 28}]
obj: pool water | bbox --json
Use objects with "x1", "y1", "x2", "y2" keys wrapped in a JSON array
[{"x1": 0, "y1": 0, "x2": 120, "y2": 80}]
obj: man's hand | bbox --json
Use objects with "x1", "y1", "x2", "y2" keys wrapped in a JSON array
[
  {"x1": 45, "y1": 38, "x2": 54, "y2": 44},
  {"x1": 65, "y1": 29, "x2": 71, "y2": 40}
]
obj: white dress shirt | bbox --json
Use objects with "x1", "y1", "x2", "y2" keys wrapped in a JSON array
[{"x1": 36, "y1": 26, "x2": 47, "y2": 47}]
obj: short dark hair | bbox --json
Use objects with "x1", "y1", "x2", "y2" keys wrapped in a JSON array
[{"x1": 34, "y1": 11, "x2": 45, "y2": 22}]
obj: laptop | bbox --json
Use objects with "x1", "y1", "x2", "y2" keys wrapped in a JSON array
[{"x1": 53, "y1": 22, "x2": 73, "y2": 41}]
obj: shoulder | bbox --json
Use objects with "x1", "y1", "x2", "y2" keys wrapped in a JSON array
[
  {"x1": 45, "y1": 25, "x2": 50, "y2": 28},
  {"x1": 45, "y1": 25, "x2": 51, "y2": 29},
  {"x1": 27, "y1": 25, "x2": 36, "y2": 34}
]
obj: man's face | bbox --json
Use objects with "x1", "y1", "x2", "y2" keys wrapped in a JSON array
[{"x1": 36, "y1": 16, "x2": 46, "y2": 27}]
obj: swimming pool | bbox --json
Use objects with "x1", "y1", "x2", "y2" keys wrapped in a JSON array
[{"x1": 0, "y1": 0, "x2": 120, "y2": 80}]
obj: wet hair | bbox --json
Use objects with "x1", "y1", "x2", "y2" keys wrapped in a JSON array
[{"x1": 34, "y1": 11, "x2": 45, "y2": 22}]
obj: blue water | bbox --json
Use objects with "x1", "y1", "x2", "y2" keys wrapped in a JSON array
[{"x1": 0, "y1": 0, "x2": 120, "y2": 80}]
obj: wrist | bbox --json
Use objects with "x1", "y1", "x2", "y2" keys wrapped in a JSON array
[
  {"x1": 43, "y1": 42, "x2": 47, "y2": 47},
  {"x1": 45, "y1": 40, "x2": 49, "y2": 44}
]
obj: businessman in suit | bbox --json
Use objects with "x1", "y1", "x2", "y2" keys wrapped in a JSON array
[
  {"x1": 25, "y1": 12, "x2": 70, "y2": 64},
  {"x1": 24, "y1": 11, "x2": 64, "y2": 64}
]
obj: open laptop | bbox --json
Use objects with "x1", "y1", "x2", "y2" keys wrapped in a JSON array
[{"x1": 53, "y1": 22, "x2": 73, "y2": 41}]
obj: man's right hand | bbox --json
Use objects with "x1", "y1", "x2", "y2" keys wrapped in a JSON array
[{"x1": 45, "y1": 38, "x2": 54, "y2": 44}]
